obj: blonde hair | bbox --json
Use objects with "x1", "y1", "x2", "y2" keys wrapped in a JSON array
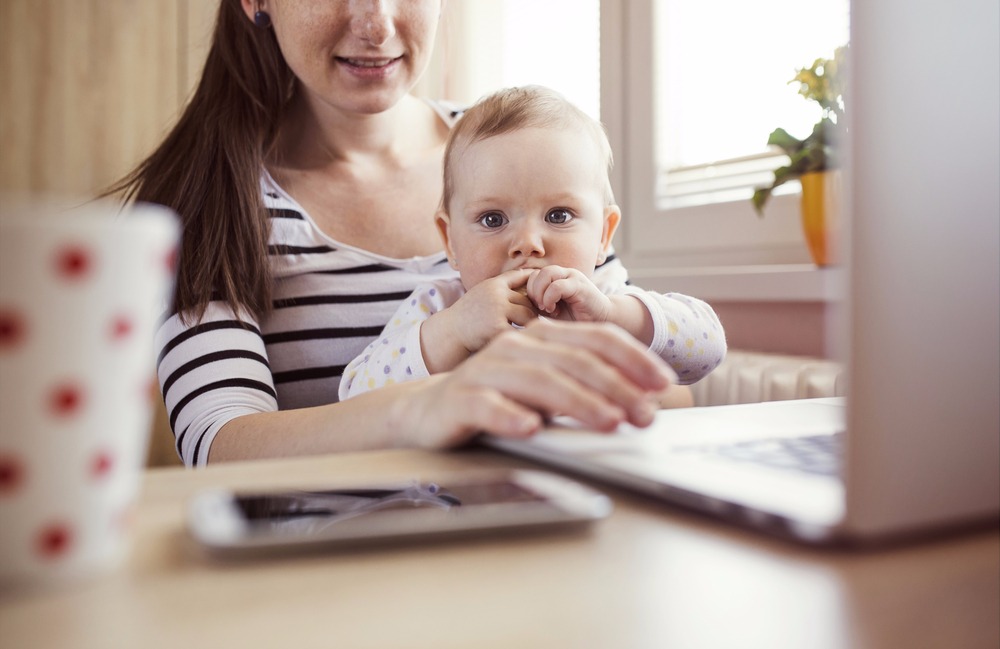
[{"x1": 442, "y1": 85, "x2": 615, "y2": 211}]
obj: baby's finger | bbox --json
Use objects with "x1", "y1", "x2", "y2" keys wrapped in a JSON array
[
  {"x1": 501, "y1": 268, "x2": 535, "y2": 290},
  {"x1": 540, "y1": 279, "x2": 576, "y2": 314},
  {"x1": 526, "y1": 264, "x2": 562, "y2": 288},
  {"x1": 507, "y1": 304, "x2": 539, "y2": 328}
]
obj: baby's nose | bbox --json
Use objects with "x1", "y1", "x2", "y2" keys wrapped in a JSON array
[{"x1": 509, "y1": 222, "x2": 545, "y2": 258}]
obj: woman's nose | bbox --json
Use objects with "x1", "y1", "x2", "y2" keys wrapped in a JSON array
[
  {"x1": 509, "y1": 222, "x2": 545, "y2": 259},
  {"x1": 350, "y1": 0, "x2": 396, "y2": 46}
]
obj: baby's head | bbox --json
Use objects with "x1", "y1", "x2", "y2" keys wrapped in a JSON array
[{"x1": 438, "y1": 86, "x2": 621, "y2": 290}]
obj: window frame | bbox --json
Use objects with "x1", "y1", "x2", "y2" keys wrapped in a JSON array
[{"x1": 600, "y1": 0, "x2": 813, "y2": 272}]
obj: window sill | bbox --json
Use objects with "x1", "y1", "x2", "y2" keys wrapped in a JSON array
[{"x1": 627, "y1": 264, "x2": 844, "y2": 303}]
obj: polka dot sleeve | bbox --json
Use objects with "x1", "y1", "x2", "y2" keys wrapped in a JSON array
[
  {"x1": 592, "y1": 255, "x2": 727, "y2": 385},
  {"x1": 337, "y1": 279, "x2": 462, "y2": 400},
  {"x1": 619, "y1": 287, "x2": 727, "y2": 385}
]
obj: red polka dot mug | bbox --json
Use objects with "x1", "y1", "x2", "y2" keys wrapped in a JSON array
[{"x1": 0, "y1": 196, "x2": 178, "y2": 590}]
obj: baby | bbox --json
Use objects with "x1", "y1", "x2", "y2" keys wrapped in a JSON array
[{"x1": 339, "y1": 86, "x2": 725, "y2": 400}]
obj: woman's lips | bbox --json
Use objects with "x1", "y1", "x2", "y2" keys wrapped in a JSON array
[{"x1": 336, "y1": 56, "x2": 403, "y2": 79}]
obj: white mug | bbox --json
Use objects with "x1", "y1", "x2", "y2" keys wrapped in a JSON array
[{"x1": 0, "y1": 196, "x2": 178, "y2": 590}]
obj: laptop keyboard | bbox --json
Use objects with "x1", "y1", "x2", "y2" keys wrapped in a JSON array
[{"x1": 683, "y1": 432, "x2": 844, "y2": 477}]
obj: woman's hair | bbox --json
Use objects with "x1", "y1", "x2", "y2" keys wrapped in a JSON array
[
  {"x1": 105, "y1": 0, "x2": 295, "y2": 322},
  {"x1": 442, "y1": 85, "x2": 615, "y2": 211}
]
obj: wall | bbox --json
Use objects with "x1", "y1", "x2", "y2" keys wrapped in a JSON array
[
  {"x1": 0, "y1": 0, "x2": 463, "y2": 197},
  {"x1": 712, "y1": 301, "x2": 832, "y2": 358},
  {"x1": 0, "y1": 0, "x2": 218, "y2": 196}
]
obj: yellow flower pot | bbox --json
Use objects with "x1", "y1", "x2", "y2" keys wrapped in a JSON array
[{"x1": 799, "y1": 170, "x2": 841, "y2": 266}]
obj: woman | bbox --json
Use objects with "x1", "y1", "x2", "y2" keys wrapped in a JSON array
[{"x1": 110, "y1": 0, "x2": 690, "y2": 466}]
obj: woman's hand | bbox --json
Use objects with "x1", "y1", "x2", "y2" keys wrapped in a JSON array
[{"x1": 391, "y1": 318, "x2": 676, "y2": 449}]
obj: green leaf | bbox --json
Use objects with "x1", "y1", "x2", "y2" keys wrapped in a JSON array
[
  {"x1": 752, "y1": 187, "x2": 772, "y2": 216},
  {"x1": 771, "y1": 163, "x2": 797, "y2": 185},
  {"x1": 766, "y1": 128, "x2": 804, "y2": 154},
  {"x1": 753, "y1": 45, "x2": 848, "y2": 216}
]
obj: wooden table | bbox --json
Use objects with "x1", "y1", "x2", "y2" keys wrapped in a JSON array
[{"x1": 2, "y1": 449, "x2": 998, "y2": 649}]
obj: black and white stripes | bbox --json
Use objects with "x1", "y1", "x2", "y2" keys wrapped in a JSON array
[{"x1": 156, "y1": 189, "x2": 463, "y2": 465}]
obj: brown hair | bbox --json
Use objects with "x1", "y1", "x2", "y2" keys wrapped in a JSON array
[
  {"x1": 105, "y1": 0, "x2": 295, "y2": 322},
  {"x1": 442, "y1": 85, "x2": 615, "y2": 212}
]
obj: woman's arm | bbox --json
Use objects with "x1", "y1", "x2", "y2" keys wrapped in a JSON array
[
  {"x1": 156, "y1": 303, "x2": 278, "y2": 467},
  {"x1": 210, "y1": 318, "x2": 676, "y2": 462}
]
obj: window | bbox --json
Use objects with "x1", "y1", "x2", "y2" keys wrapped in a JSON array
[
  {"x1": 655, "y1": 0, "x2": 849, "y2": 209},
  {"x1": 601, "y1": 0, "x2": 850, "y2": 269}
]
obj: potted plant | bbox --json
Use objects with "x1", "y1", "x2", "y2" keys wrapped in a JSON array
[{"x1": 752, "y1": 46, "x2": 847, "y2": 266}]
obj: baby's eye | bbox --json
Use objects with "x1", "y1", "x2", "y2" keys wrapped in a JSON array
[
  {"x1": 545, "y1": 209, "x2": 574, "y2": 225},
  {"x1": 478, "y1": 212, "x2": 507, "y2": 229}
]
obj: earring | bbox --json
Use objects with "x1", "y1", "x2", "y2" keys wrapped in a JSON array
[{"x1": 254, "y1": 10, "x2": 271, "y2": 28}]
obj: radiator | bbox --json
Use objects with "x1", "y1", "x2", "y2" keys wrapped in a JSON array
[{"x1": 689, "y1": 350, "x2": 845, "y2": 407}]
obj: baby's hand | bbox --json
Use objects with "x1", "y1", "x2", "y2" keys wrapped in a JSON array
[
  {"x1": 526, "y1": 265, "x2": 612, "y2": 323},
  {"x1": 447, "y1": 269, "x2": 538, "y2": 352}
]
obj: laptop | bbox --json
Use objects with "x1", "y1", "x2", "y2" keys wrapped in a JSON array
[{"x1": 485, "y1": 0, "x2": 1000, "y2": 544}]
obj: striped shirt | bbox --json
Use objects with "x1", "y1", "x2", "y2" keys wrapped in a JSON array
[{"x1": 155, "y1": 169, "x2": 466, "y2": 466}]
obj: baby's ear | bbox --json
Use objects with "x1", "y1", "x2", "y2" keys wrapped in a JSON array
[
  {"x1": 598, "y1": 205, "x2": 622, "y2": 264},
  {"x1": 435, "y1": 210, "x2": 458, "y2": 268}
]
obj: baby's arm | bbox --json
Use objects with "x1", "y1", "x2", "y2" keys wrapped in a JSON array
[
  {"x1": 339, "y1": 281, "x2": 464, "y2": 401},
  {"x1": 617, "y1": 288, "x2": 727, "y2": 385},
  {"x1": 553, "y1": 259, "x2": 727, "y2": 385},
  {"x1": 338, "y1": 307, "x2": 429, "y2": 401}
]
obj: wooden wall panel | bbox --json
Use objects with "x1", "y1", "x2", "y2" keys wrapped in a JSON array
[{"x1": 0, "y1": 0, "x2": 205, "y2": 197}]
